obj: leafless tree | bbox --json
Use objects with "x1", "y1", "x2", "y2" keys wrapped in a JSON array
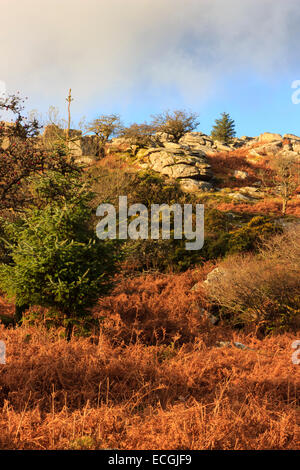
[
  {"x1": 151, "y1": 109, "x2": 200, "y2": 143},
  {"x1": 86, "y1": 114, "x2": 123, "y2": 158},
  {"x1": 270, "y1": 153, "x2": 299, "y2": 215},
  {"x1": 120, "y1": 122, "x2": 155, "y2": 154}
]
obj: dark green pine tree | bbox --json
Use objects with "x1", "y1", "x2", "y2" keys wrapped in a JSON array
[{"x1": 211, "y1": 112, "x2": 236, "y2": 145}]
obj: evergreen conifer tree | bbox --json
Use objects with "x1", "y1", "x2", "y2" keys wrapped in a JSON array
[
  {"x1": 0, "y1": 172, "x2": 121, "y2": 340},
  {"x1": 211, "y1": 112, "x2": 236, "y2": 144}
]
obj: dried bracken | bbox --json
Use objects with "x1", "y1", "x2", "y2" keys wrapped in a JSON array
[{"x1": 0, "y1": 278, "x2": 298, "y2": 449}]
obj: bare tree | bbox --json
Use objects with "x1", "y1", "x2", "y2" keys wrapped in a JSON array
[
  {"x1": 86, "y1": 114, "x2": 123, "y2": 158},
  {"x1": 43, "y1": 96, "x2": 82, "y2": 160},
  {"x1": 120, "y1": 122, "x2": 155, "y2": 154},
  {"x1": 270, "y1": 153, "x2": 300, "y2": 215},
  {"x1": 0, "y1": 93, "x2": 79, "y2": 212},
  {"x1": 151, "y1": 109, "x2": 200, "y2": 143}
]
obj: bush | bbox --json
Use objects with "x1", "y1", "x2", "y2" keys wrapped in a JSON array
[
  {"x1": 117, "y1": 171, "x2": 201, "y2": 272},
  {"x1": 226, "y1": 216, "x2": 281, "y2": 254},
  {"x1": 120, "y1": 122, "x2": 156, "y2": 152},
  {"x1": 0, "y1": 94, "x2": 80, "y2": 212},
  {"x1": 86, "y1": 114, "x2": 123, "y2": 158},
  {"x1": 205, "y1": 226, "x2": 300, "y2": 333},
  {"x1": 202, "y1": 211, "x2": 281, "y2": 261}
]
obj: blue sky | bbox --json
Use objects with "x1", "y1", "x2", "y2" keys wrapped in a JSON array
[{"x1": 1, "y1": 0, "x2": 300, "y2": 137}]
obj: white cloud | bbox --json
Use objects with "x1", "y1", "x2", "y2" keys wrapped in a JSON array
[{"x1": 0, "y1": 0, "x2": 299, "y2": 118}]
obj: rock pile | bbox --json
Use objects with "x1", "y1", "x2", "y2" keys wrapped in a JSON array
[{"x1": 246, "y1": 132, "x2": 300, "y2": 162}]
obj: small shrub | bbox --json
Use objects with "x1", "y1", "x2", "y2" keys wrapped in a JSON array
[
  {"x1": 205, "y1": 226, "x2": 300, "y2": 332},
  {"x1": 202, "y1": 211, "x2": 280, "y2": 260}
]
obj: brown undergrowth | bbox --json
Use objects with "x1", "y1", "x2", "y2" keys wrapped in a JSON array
[
  {"x1": 0, "y1": 268, "x2": 298, "y2": 450},
  {"x1": 217, "y1": 197, "x2": 300, "y2": 217}
]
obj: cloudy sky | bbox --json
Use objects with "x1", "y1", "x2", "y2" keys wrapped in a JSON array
[{"x1": 1, "y1": 0, "x2": 300, "y2": 136}]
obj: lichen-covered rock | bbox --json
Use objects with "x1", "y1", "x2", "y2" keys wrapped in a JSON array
[
  {"x1": 283, "y1": 133, "x2": 300, "y2": 141},
  {"x1": 252, "y1": 141, "x2": 282, "y2": 155},
  {"x1": 292, "y1": 143, "x2": 300, "y2": 153},
  {"x1": 229, "y1": 192, "x2": 253, "y2": 202},
  {"x1": 179, "y1": 179, "x2": 213, "y2": 192},
  {"x1": 133, "y1": 139, "x2": 214, "y2": 192},
  {"x1": 179, "y1": 132, "x2": 216, "y2": 151},
  {"x1": 162, "y1": 141, "x2": 185, "y2": 152},
  {"x1": 238, "y1": 187, "x2": 265, "y2": 198},
  {"x1": 203, "y1": 267, "x2": 227, "y2": 285},
  {"x1": 144, "y1": 147, "x2": 212, "y2": 181},
  {"x1": 213, "y1": 140, "x2": 233, "y2": 152}
]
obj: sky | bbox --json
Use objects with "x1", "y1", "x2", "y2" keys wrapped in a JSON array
[{"x1": 1, "y1": 0, "x2": 300, "y2": 137}]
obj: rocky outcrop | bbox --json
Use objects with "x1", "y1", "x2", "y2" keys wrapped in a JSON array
[
  {"x1": 232, "y1": 136, "x2": 256, "y2": 148},
  {"x1": 179, "y1": 132, "x2": 234, "y2": 152},
  {"x1": 37, "y1": 126, "x2": 300, "y2": 191},
  {"x1": 109, "y1": 129, "x2": 300, "y2": 192},
  {"x1": 179, "y1": 132, "x2": 217, "y2": 152},
  {"x1": 258, "y1": 132, "x2": 282, "y2": 143},
  {"x1": 237, "y1": 133, "x2": 300, "y2": 157},
  {"x1": 180, "y1": 180, "x2": 213, "y2": 192},
  {"x1": 283, "y1": 134, "x2": 300, "y2": 141},
  {"x1": 136, "y1": 142, "x2": 213, "y2": 192},
  {"x1": 228, "y1": 187, "x2": 265, "y2": 201},
  {"x1": 252, "y1": 141, "x2": 283, "y2": 156}
]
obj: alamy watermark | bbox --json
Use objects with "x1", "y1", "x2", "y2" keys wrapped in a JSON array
[
  {"x1": 0, "y1": 80, "x2": 6, "y2": 102},
  {"x1": 95, "y1": 197, "x2": 204, "y2": 250},
  {"x1": 291, "y1": 340, "x2": 300, "y2": 365},
  {"x1": 0, "y1": 340, "x2": 5, "y2": 364},
  {"x1": 291, "y1": 80, "x2": 300, "y2": 104}
]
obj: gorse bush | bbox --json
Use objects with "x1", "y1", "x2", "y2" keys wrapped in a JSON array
[
  {"x1": 93, "y1": 169, "x2": 202, "y2": 273},
  {"x1": 202, "y1": 210, "x2": 281, "y2": 261},
  {"x1": 226, "y1": 215, "x2": 281, "y2": 254},
  {"x1": 126, "y1": 170, "x2": 188, "y2": 206},
  {"x1": 123, "y1": 238, "x2": 204, "y2": 273}
]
